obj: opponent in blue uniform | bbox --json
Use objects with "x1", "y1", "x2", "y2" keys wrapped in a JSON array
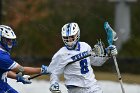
[{"x1": 0, "y1": 25, "x2": 48, "y2": 93}]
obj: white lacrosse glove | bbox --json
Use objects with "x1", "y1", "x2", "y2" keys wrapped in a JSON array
[
  {"x1": 50, "y1": 82, "x2": 61, "y2": 93},
  {"x1": 16, "y1": 73, "x2": 32, "y2": 84},
  {"x1": 92, "y1": 40, "x2": 106, "y2": 57},
  {"x1": 107, "y1": 45, "x2": 118, "y2": 56}
]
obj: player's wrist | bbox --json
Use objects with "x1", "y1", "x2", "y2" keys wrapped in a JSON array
[{"x1": 40, "y1": 65, "x2": 48, "y2": 74}]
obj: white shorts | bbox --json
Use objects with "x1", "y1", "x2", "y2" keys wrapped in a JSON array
[{"x1": 67, "y1": 82, "x2": 103, "y2": 93}]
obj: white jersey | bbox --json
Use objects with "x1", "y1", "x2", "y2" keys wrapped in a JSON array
[{"x1": 48, "y1": 42, "x2": 108, "y2": 87}]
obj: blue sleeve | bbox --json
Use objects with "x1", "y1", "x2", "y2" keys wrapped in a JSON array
[{"x1": 0, "y1": 53, "x2": 17, "y2": 71}]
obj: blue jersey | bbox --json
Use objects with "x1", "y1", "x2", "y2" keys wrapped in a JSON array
[
  {"x1": 0, "y1": 48, "x2": 18, "y2": 93},
  {"x1": 0, "y1": 48, "x2": 17, "y2": 82}
]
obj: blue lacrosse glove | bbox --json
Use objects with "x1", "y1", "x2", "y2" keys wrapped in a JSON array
[
  {"x1": 50, "y1": 82, "x2": 61, "y2": 93},
  {"x1": 40, "y1": 65, "x2": 48, "y2": 75},
  {"x1": 106, "y1": 45, "x2": 118, "y2": 56},
  {"x1": 16, "y1": 73, "x2": 32, "y2": 84}
]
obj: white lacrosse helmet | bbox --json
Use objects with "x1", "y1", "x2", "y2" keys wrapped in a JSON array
[
  {"x1": 0, "y1": 25, "x2": 16, "y2": 51},
  {"x1": 61, "y1": 22, "x2": 80, "y2": 50}
]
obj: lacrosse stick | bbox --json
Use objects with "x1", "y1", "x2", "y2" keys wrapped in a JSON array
[
  {"x1": 29, "y1": 75, "x2": 62, "y2": 93},
  {"x1": 29, "y1": 41, "x2": 106, "y2": 80},
  {"x1": 28, "y1": 51, "x2": 92, "y2": 80},
  {"x1": 28, "y1": 73, "x2": 43, "y2": 80},
  {"x1": 104, "y1": 22, "x2": 125, "y2": 93}
]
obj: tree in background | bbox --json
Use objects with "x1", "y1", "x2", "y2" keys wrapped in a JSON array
[{"x1": 1, "y1": 0, "x2": 140, "y2": 58}]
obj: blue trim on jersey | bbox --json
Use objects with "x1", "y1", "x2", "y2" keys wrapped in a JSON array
[
  {"x1": 76, "y1": 42, "x2": 80, "y2": 51},
  {"x1": 65, "y1": 42, "x2": 80, "y2": 51},
  {"x1": 8, "y1": 62, "x2": 17, "y2": 70}
]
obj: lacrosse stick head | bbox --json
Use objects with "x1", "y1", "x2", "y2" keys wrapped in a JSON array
[
  {"x1": 93, "y1": 39, "x2": 106, "y2": 56},
  {"x1": 104, "y1": 22, "x2": 118, "y2": 45}
]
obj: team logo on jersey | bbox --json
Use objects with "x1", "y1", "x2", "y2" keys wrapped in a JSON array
[{"x1": 71, "y1": 51, "x2": 89, "y2": 61}]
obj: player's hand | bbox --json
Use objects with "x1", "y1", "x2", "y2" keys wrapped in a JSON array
[
  {"x1": 40, "y1": 65, "x2": 48, "y2": 75},
  {"x1": 16, "y1": 73, "x2": 32, "y2": 84},
  {"x1": 92, "y1": 40, "x2": 106, "y2": 57},
  {"x1": 107, "y1": 45, "x2": 118, "y2": 56},
  {"x1": 50, "y1": 82, "x2": 61, "y2": 93}
]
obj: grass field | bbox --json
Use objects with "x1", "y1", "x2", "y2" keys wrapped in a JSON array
[
  {"x1": 8, "y1": 78, "x2": 140, "y2": 93},
  {"x1": 9, "y1": 72, "x2": 140, "y2": 93},
  {"x1": 36, "y1": 71, "x2": 140, "y2": 84},
  {"x1": 95, "y1": 72, "x2": 140, "y2": 84}
]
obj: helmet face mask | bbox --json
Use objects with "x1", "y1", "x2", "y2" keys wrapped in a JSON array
[
  {"x1": 62, "y1": 33, "x2": 78, "y2": 48},
  {"x1": 61, "y1": 22, "x2": 80, "y2": 50},
  {"x1": 1, "y1": 37, "x2": 16, "y2": 49},
  {"x1": 0, "y1": 25, "x2": 16, "y2": 51}
]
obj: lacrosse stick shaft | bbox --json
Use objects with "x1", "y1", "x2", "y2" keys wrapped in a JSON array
[
  {"x1": 28, "y1": 73, "x2": 42, "y2": 80},
  {"x1": 113, "y1": 56, "x2": 125, "y2": 93},
  {"x1": 29, "y1": 49, "x2": 106, "y2": 80},
  {"x1": 104, "y1": 22, "x2": 125, "y2": 93},
  {"x1": 28, "y1": 51, "x2": 94, "y2": 80},
  {"x1": 28, "y1": 53, "x2": 91, "y2": 80}
]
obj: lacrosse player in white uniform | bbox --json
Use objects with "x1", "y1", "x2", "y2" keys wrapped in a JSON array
[{"x1": 48, "y1": 22, "x2": 118, "y2": 93}]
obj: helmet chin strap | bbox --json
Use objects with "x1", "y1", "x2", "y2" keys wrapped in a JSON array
[
  {"x1": 5, "y1": 43, "x2": 13, "y2": 51},
  {"x1": 65, "y1": 41, "x2": 79, "y2": 50},
  {"x1": 8, "y1": 45, "x2": 12, "y2": 48},
  {"x1": 0, "y1": 42, "x2": 12, "y2": 52}
]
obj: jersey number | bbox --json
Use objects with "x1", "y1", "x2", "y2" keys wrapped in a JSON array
[{"x1": 80, "y1": 59, "x2": 89, "y2": 74}]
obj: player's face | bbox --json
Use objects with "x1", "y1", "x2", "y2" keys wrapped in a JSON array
[
  {"x1": 6, "y1": 39, "x2": 12, "y2": 45},
  {"x1": 63, "y1": 33, "x2": 78, "y2": 47},
  {"x1": 3, "y1": 38, "x2": 16, "y2": 48},
  {"x1": 66, "y1": 36, "x2": 74, "y2": 42}
]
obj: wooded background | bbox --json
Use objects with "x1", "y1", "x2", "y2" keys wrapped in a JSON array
[{"x1": 1, "y1": 0, "x2": 140, "y2": 74}]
